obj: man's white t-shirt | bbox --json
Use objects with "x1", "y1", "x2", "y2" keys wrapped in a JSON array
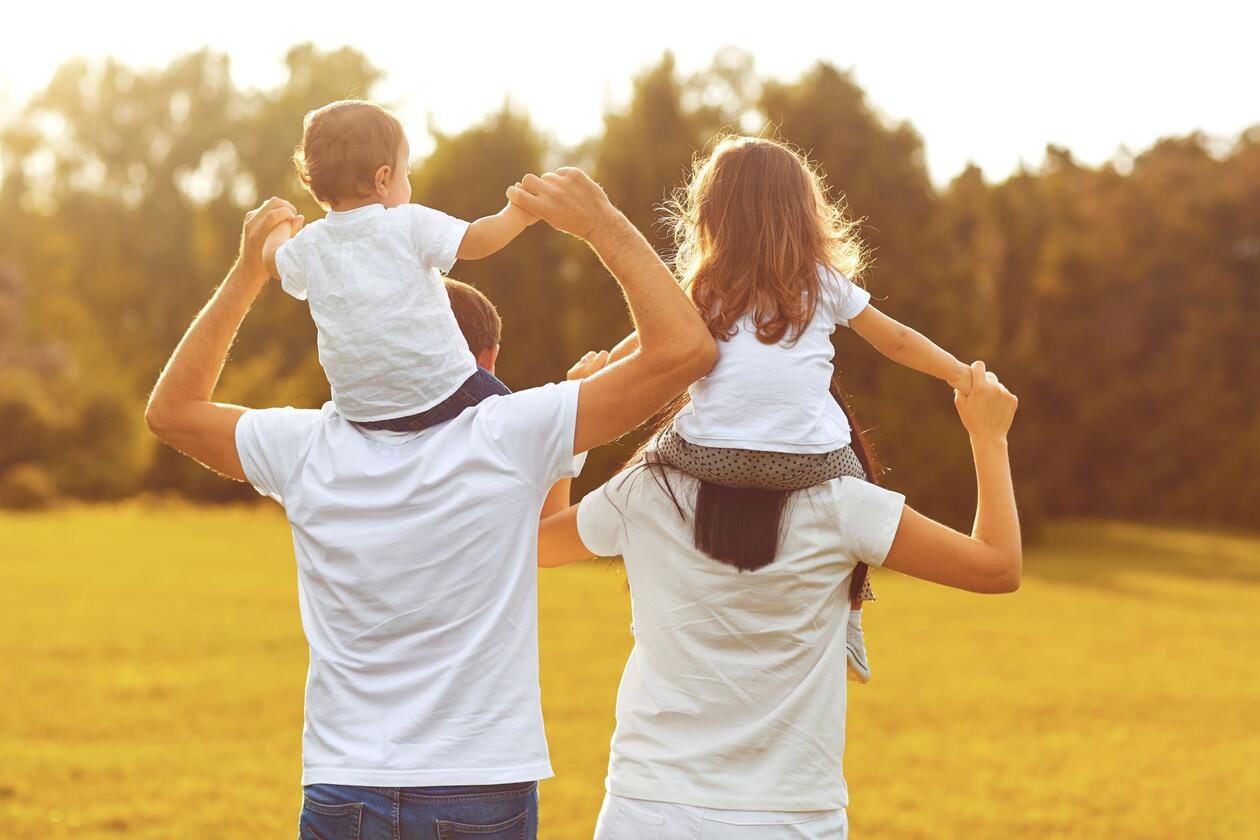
[
  {"x1": 275, "y1": 202, "x2": 477, "y2": 422},
  {"x1": 673, "y1": 265, "x2": 871, "y2": 454},
  {"x1": 577, "y1": 469, "x2": 905, "y2": 811},
  {"x1": 235, "y1": 380, "x2": 582, "y2": 786}
]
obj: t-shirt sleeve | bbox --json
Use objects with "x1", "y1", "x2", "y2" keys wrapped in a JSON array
[
  {"x1": 406, "y1": 203, "x2": 471, "y2": 273},
  {"x1": 479, "y1": 380, "x2": 582, "y2": 490},
  {"x1": 835, "y1": 477, "x2": 906, "y2": 567},
  {"x1": 576, "y1": 474, "x2": 630, "y2": 558},
  {"x1": 274, "y1": 237, "x2": 308, "y2": 301},
  {"x1": 819, "y1": 266, "x2": 871, "y2": 328},
  {"x1": 234, "y1": 407, "x2": 323, "y2": 504}
]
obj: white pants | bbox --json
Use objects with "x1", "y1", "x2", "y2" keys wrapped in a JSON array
[{"x1": 593, "y1": 793, "x2": 848, "y2": 840}]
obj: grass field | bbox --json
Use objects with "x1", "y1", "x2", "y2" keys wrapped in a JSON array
[{"x1": 2, "y1": 506, "x2": 1258, "y2": 839}]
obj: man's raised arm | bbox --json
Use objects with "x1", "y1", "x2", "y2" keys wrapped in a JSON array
[
  {"x1": 144, "y1": 197, "x2": 302, "y2": 481},
  {"x1": 507, "y1": 169, "x2": 717, "y2": 455}
]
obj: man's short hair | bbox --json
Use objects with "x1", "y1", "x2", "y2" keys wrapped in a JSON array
[{"x1": 444, "y1": 278, "x2": 501, "y2": 356}]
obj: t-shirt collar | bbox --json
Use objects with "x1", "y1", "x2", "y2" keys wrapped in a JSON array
[{"x1": 325, "y1": 203, "x2": 386, "y2": 225}]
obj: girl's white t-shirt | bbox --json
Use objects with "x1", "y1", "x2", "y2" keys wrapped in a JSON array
[
  {"x1": 577, "y1": 468, "x2": 905, "y2": 811},
  {"x1": 673, "y1": 265, "x2": 870, "y2": 454}
]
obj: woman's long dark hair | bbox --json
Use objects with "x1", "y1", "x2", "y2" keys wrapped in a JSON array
[{"x1": 627, "y1": 377, "x2": 880, "y2": 600}]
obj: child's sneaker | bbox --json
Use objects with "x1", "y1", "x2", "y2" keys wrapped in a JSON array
[{"x1": 846, "y1": 609, "x2": 871, "y2": 683}]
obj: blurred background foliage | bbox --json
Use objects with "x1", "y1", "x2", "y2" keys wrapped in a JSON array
[{"x1": 1, "y1": 45, "x2": 1256, "y2": 529}]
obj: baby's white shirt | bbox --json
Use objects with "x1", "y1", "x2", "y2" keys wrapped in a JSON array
[
  {"x1": 673, "y1": 265, "x2": 871, "y2": 454},
  {"x1": 275, "y1": 203, "x2": 475, "y2": 422}
]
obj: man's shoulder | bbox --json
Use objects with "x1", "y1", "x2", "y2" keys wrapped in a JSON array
[
  {"x1": 461, "y1": 380, "x2": 582, "y2": 472},
  {"x1": 235, "y1": 404, "x2": 335, "y2": 502},
  {"x1": 239, "y1": 404, "x2": 332, "y2": 444},
  {"x1": 470, "y1": 381, "x2": 581, "y2": 425}
]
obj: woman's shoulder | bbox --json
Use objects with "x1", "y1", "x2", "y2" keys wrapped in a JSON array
[{"x1": 799, "y1": 477, "x2": 906, "y2": 563}]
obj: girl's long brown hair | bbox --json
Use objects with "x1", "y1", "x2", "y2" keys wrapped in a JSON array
[{"x1": 665, "y1": 135, "x2": 866, "y2": 345}]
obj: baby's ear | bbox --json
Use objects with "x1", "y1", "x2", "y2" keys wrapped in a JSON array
[{"x1": 374, "y1": 163, "x2": 392, "y2": 195}]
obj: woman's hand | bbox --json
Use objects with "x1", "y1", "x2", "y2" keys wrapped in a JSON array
[
  {"x1": 954, "y1": 360, "x2": 1017, "y2": 440},
  {"x1": 567, "y1": 349, "x2": 611, "y2": 381},
  {"x1": 882, "y1": 359, "x2": 1021, "y2": 594},
  {"x1": 947, "y1": 361, "x2": 974, "y2": 396}
]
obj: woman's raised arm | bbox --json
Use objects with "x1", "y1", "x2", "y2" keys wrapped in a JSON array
[{"x1": 882, "y1": 361, "x2": 1022, "y2": 594}]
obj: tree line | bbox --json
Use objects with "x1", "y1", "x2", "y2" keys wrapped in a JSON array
[{"x1": 1, "y1": 45, "x2": 1256, "y2": 531}]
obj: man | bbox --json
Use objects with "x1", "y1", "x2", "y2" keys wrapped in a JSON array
[
  {"x1": 144, "y1": 169, "x2": 717, "y2": 838},
  {"x1": 444, "y1": 277, "x2": 503, "y2": 373}
]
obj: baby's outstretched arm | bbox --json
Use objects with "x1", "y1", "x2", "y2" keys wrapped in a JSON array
[
  {"x1": 850, "y1": 305, "x2": 973, "y2": 394},
  {"x1": 457, "y1": 201, "x2": 538, "y2": 261},
  {"x1": 262, "y1": 212, "x2": 304, "y2": 279}
]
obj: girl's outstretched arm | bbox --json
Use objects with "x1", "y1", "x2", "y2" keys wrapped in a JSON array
[{"x1": 849, "y1": 305, "x2": 973, "y2": 393}]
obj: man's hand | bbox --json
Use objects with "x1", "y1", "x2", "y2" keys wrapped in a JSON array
[
  {"x1": 567, "y1": 350, "x2": 611, "y2": 381},
  {"x1": 238, "y1": 197, "x2": 300, "y2": 282},
  {"x1": 508, "y1": 169, "x2": 715, "y2": 455},
  {"x1": 506, "y1": 168, "x2": 617, "y2": 242},
  {"x1": 146, "y1": 199, "x2": 300, "y2": 482}
]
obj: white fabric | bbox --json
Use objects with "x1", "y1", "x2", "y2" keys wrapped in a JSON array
[
  {"x1": 235, "y1": 380, "x2": 583, "y2": 787},
  {"x1": 673, "y1": 265, "x2": 871, "y2": 453},
  {"x1": 577, "y1": 470, "x2": 905, "y2": 811},
  {"x1": 274, "y1": 202, "x2": 476, "y2": 422},
  {"x1": 594, "y1": 794, "x2": 847, "y2": 840}
]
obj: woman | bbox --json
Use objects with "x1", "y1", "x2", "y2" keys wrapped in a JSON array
[{"x1": 538, "y1": 361, "x2": 1020, "y2": 839}]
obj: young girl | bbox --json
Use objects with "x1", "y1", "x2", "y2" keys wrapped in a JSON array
[{"x1": 601, "y1": 135, "x2": 973, "y2": 682}]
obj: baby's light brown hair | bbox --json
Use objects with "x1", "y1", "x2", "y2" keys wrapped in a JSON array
[
  {"x1": 666, "y1": 135, "x2": 866, "y2": 345},
  {"x1": 293, "y1": 100, "x2": 405, "y2": 205}
]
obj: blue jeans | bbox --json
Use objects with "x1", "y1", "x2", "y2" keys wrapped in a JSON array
[
  {"x1": 353, "y1": 368, "x2": 512, "y2": 433},
  {"x1": 299, "y1": 781, "x2": 539, "y2": 840}
]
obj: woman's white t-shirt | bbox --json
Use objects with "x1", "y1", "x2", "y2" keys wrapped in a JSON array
[
  {"x1": 673, "y1": 265, "x2": 870, "y2": 454},
  {"x1": 577, "y1": 468, "x2": 905, "y2": 811}
]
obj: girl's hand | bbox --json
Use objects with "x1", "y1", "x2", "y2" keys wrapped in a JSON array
[
  {"x1": 567, "y1": 349, "x2": 611, "y2": 380},
  {"x1": 948, "y1": 361, "x2": 974, "y2": 396},
  {"x1": 954, "y1": 361, "x2": 1017, "y2": 441}
]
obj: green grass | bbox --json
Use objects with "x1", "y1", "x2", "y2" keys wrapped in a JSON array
[{"x1": 2, "y1": 507, "x2": 1257, "y2": 838}]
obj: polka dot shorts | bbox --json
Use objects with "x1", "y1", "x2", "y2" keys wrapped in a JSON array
[{"x1": 654, "y1": 425, "x2": 876, "y2": 602}]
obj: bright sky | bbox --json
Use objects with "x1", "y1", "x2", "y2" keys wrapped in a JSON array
[{"x1": 1, "y1": 0, "x2": 1255, "y2": 185}]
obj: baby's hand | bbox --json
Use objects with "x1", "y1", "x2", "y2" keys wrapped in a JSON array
[
  {"x1": 949, "y1": 362, "x2": 974, "y2": 396},
  {"x1": 504, "y1": 191, "x2": 540, "y2": 227}
]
